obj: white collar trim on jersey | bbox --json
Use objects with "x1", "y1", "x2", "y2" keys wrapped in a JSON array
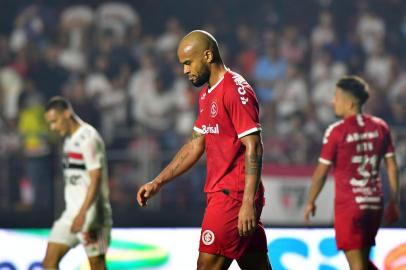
[
  {"x1": 207, "y1": 76, "x2": 224, "y2": 94},
  {"x1": 207, "y1": 68, "x2": 229, "y2": 94}
]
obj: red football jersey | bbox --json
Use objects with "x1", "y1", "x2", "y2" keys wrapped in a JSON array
[
  {"x1": 194, "y1": 69, "x2": 263, "y2": 200},
  {"x1": 319, "y1": 114, "x2": 395, "y2": 211}
]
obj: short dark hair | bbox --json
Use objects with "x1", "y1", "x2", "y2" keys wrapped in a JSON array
[
  {"x1": 336, "y1": 76, "x2": 370, "y2": 105},
  {"x1": 45, "y1": 96, "x2": 72, "y2": 112}
]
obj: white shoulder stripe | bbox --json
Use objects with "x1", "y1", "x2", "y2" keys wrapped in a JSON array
[
  {"x1": 323, "y1": 120, "x2": 344, "y2": 144},
  {"x1": 326, "y1": 120, "x2": 344, "y2": 131}
]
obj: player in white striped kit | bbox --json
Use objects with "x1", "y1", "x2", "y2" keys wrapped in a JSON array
[{"x1": 43, "y1": 96, "x2": 112, "y2": 270}]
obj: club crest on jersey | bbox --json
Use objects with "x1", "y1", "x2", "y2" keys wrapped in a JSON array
[
  {"x1": 202, "y1": 230, "x2": 215, "y2": 245},
  {"x1": 210, "y1": 101, "x2": 218, "y2": 118}
]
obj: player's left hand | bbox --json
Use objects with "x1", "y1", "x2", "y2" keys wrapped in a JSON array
[
  {"x1": 238, "y1": 203, "x2": 257, "y2": 237},
  {"x1": 71, "y1": 213, "x2": 85, "y2": 233}
]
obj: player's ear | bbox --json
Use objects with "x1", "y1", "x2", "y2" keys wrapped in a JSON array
[
  {"x1": 344, "y1": 99, "x2": 351, "y2": 111},
  {"x1": 349, "y1": 98, "x2": 358, "y2": 111},
  {"x1": 204, "y1": 50, "x2": 213, "y2": 63},
  {"x1": 343, "y1": 93, "x2": 354, "y2": 110}
]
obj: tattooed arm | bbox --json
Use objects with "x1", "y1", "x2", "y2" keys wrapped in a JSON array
[
  {"x1": 137, "y1": 131, "x2": 205, "y2": 207},
  {"x1": 238, "y1": 131, "x2": 263, "y2": 236}
]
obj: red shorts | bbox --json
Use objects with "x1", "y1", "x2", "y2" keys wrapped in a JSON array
[
  {"x1": 334, "y1": 208, "x2": 382, "y2": 250},
  {"x1": 199, "y1": 190, "x2": 268, "y2": 260}
]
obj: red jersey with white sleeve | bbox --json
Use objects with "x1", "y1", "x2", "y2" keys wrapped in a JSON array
[
  {"x1": 319, "y1": 114, "x2": 395, "y2": 212},
  {"x1": 193, "y1": 69, "x2": 264, "y2": 200}
]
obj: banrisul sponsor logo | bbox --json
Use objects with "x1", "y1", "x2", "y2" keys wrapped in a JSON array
[{"x1": 202, "y1": 124, "x2": 220, "y2": 134}]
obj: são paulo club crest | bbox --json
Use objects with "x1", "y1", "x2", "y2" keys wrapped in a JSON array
[
  {"x1": 210, "y1": 101, "x2": 218, "y2": 118},
  {"x1": 202, "y1": 230, "x2": 215, "y2": 245}
]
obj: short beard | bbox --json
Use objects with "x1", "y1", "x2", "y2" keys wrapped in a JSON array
[{"x1": 192, "y1": 69, "x2": 210, "y2": 87}]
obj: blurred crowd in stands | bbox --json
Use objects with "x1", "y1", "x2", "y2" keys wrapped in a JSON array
[{"x1": 0, "y1": 0, "x2": 405, "y2": 225}]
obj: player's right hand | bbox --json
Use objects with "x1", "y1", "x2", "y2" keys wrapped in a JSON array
[
  {"x1": 137, "y1": 180, "x2": 161, "y2": 207},
  {"x1": 384, "y1": 200, "x2": 400, "y2": 225},
  {"x1": 304, "y1": 202, "x2": 316, "y2": 224}
]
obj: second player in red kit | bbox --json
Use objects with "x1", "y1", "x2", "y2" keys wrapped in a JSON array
[
  {"x1": 320, "y1": 113, "x2": 394, "y2": 251},
  {"x1": 304, "y1": 76, "x2": 400, "y2": 270}
]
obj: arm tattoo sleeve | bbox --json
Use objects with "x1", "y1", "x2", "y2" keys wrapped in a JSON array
[
  {"x1": 192, "y1": 131, "x2": 203, "y2": 140},
  {"x1": 170, "y1": 131, "x2": 202, "y2": 177},
  {"x1": 170, "y1": 151, "x2": 189, "y2": 177},
  {"x1": 245, "y1": 154, "x2": 262, "y2": 176}
]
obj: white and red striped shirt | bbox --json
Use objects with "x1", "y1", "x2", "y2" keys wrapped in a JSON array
[{"x1": 61, "y1": 120, "x2": 112, "y2": 230}]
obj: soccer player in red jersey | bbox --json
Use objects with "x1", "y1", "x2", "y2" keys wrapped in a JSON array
[
  {"x1": 137, "y1": 30, "x2": 272, "y2": 270},
  {"x1": 304, "y1": 76, "x2": 400, "y2": 270}
]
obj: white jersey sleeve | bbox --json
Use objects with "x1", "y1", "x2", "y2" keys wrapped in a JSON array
[{"x1": 81, "y1": 132, "x2": 104, "y2": 172}]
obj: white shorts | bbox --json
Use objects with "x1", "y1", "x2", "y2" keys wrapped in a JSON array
[{"x1": 48, "y1": 218, "x2": 111, "y2": 257}]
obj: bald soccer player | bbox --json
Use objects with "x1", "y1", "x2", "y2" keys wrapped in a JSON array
[{"x1": 137, "y1": 30, "x2": 272, "y2": 270}]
